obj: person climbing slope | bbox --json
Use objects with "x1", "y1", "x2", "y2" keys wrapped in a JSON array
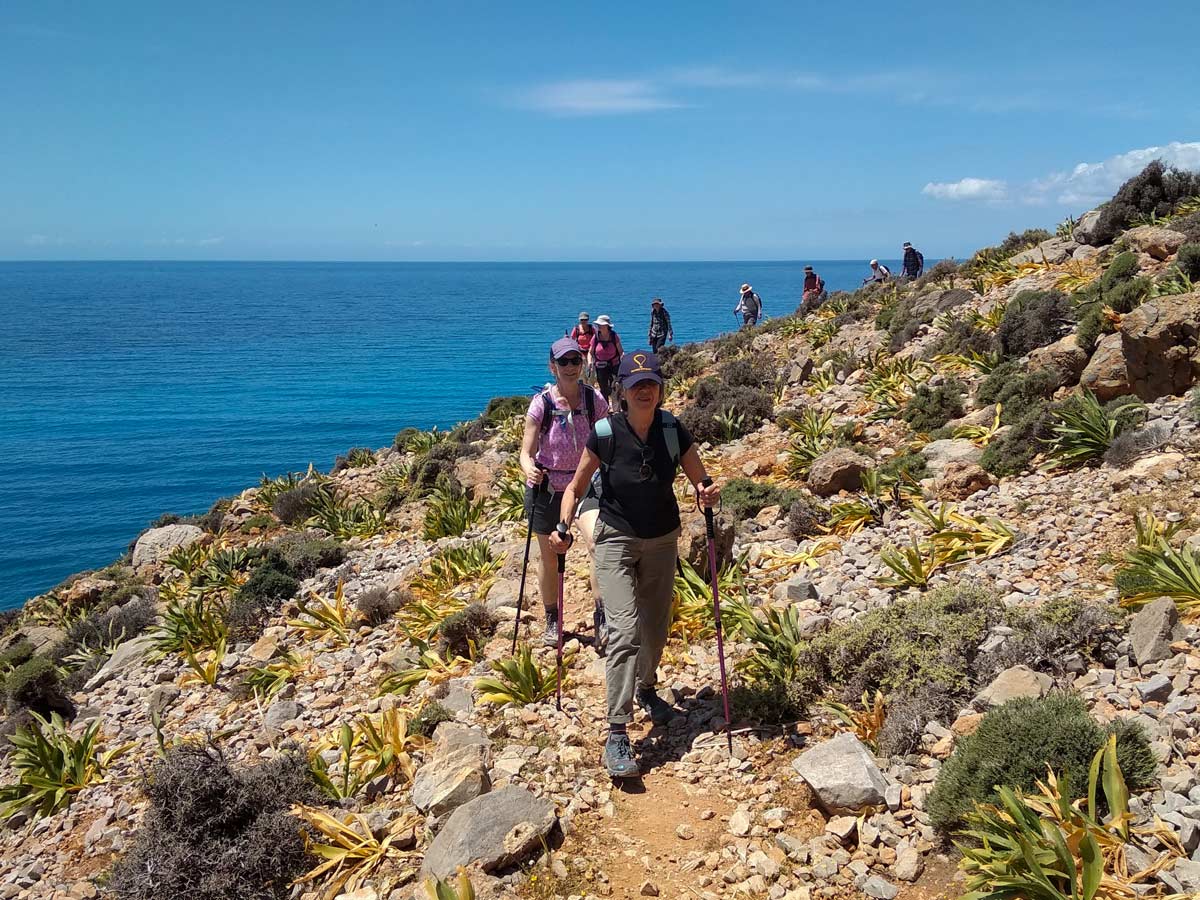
[
  {"x1": 519, "y1": 337, "x2": 610, "y2": 649},
  {"x1": 646, "y1": 297, "x2": 673, "y2": 353},
  {"x1": 553, "y1": 350, "x2": 720, "y2": 778}
]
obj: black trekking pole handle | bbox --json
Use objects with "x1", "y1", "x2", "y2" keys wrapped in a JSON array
[{"x1": 702, "y1": 477, "x2": 716, "y2": 538}]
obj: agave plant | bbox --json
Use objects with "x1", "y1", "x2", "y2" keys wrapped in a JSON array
[
  {"x1": 306, "y1": 483, "x2": 389, "y2": 539},
  {"x1": 377, "y1": 647, "x2": 472, "y2": 696},
  {"x1": 422, "y1": 477, "x2": 486, "y2": 540},
  {"x1": 291, "y1": 804, "x2": 422, "y2": 898},
  {"x1": 953, "y1": 404, "x2": 1004, "y2": 447},
  {"x1": 424, "y1": 869, "x2": 476, "y2": 900},
  {"x1": 411, "y1": 541, "x2": 505, "y2": 597},
  {"x1": 1045, "y1": 392, "x2": 1140, "y2": 469},
  {"x1": 877, "y1": 538, "x2": 942, "y2": 589},
  {"x1": 806, "y1": 366, "x2": 838, "y2": 394},
  {"x1": 490, "y1": 460, "x2": 527, "y2": 524},
  {"x1": 0, "y1": 712, "x2": 132, "y2": 821},
  {"x1": 289, "y1": 581, "x2": 353, "y2": 644},
  {"x1": 933, "y1": 349, "x2": 1002, "y2": 376},
  {"x1": 735, "y1": 602, "x2": 811, "y2": 685},
  {"x1": 714, "y1": 408, "x2": 748, "y2": 442},
  {"x1": 759, "y1": 537, "x2": 839, "y2": 573},
  {"x1": 243, "y1": 651, "x2": 305, "y2": 702},
  {"x1": 821, "y1": 691, "x2": 886, "y2": 753},
  {"x1": 1115, "y1": 538, "x2": 1200, "y2": 618},
  {"x1": 255, "y1": 470, "x2": 308, "y2": 508},
  {"x1": 475, "y1": 644, "x2": 559, "y2": 706},
  {"x1": 964, "y1": 301, "x2": 1008, "y2": 333},
  {"x1": 307, "y1": 708, "x2": 423, "y2": 801},
  {"x1": 669, "y1": 557, "x2": 746, "y2": 643},
  {"x1": 152, "y1": 593, "x2": 228, "y2": 659}
]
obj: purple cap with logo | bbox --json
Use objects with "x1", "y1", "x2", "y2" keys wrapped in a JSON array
[
  {"x1": 551, "y1": 337, "x2": 584, "y2": 360},
  {"x1": 618, "y1": 350, "x2": 663, "y2": 388}
]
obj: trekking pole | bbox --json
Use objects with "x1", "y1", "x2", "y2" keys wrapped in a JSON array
[
  {"x1": 556, "y1": 549, "x2": 566, "y2": 712},
  {"x1": 511, "y1": 468, "x2": 546, "y2": 656},
  {"x1": 700, "y1": 477, "x2": 733, "y2": 754}
]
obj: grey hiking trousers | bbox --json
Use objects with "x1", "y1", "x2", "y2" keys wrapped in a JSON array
[{"x1": 593, "y1": 518, "x2": 680, "y2": 725}]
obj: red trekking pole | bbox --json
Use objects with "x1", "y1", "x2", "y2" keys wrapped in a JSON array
[{"x1": 701, "y1": 477, "x2": 733, "y2": 754}]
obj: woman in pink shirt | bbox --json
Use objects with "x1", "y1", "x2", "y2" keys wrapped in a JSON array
[
  {"x1": 588, "y1": 315, "x2": 624, "y2": 402},
  {"x1": 519, "y1": 337, "x2": 610, "y2": 649}
]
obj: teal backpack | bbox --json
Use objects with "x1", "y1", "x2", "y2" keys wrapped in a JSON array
[{"x1": 592, "y1": 411, "x2": 681, "y2": 497}]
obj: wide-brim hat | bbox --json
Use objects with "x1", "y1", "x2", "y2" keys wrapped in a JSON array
[
  {"x1": 740, "y1": 283, "x2": 752, "y2": 294},
  {"x1": 594, "y1": 314, "x2": 614, "y2": 327},
  {"x1": 618, "y1": 350, "x2": 663, "y2": 389}
]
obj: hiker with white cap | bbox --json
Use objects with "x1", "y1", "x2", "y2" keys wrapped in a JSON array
[
  {"x1": 734, "y1": 283, "x2": 762, "y2": 327},
  {"x1": 571, "y1": 312, "x2": 598, "y2": 382},
  {"x1": 902, "y1": 242, "x2": 924, "y2": 279},
  {"x1": 519, "y1": 337, "x2": 610, "y2": 650},
  {"x1": 587, "y1": 315, "x2": 624, "y2": 402},
  {"x1": 552, "y1": 349, "x2": 721, "y2": 778},
  {"x1": 646, "y1": 298, "x2": 673, "y2": 353},
  {"x1": 862, "y1": 260, "x2": 891, "y2": 285}
]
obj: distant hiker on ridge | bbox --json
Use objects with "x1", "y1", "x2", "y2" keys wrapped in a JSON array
[
  {"x1": 588, "y1": 315, "x2": 624, "y2": 402},
  {"x1": 862, "y1": 259, "x2": 891, "y2": 285},
  {"x1": 735, "y1": 283, "x2": 762, "y2": 327},
  {"x1": 647, "y1": 297, "x2": 673, "y2": 353},
  {"x1": 799, "y1": 265, "x2": 827, "y2": 314},
  {"x1": 902, "y1": 242, "x2": 925, "y2": 279}
]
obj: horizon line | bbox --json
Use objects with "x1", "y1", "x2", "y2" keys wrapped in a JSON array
[{"x1": 0, "y1": 255, "x2": 927, "y2": 265}]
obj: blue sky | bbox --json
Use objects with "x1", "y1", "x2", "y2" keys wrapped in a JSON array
[{"x1": 3, "y1": 1, "x2": 1199, "y2": 261}]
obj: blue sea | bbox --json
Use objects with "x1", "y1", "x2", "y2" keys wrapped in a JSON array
[{"x1": 0, "y1": 259, "x2": 895, "y2": 610}]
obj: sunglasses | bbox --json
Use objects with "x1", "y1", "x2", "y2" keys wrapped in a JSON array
[
  {"x1": 639, "y1": 446, "x2": 655, "y2": 481},
  {"x1": 556, "y1": 356, "x2": 584, "y2": 366}
]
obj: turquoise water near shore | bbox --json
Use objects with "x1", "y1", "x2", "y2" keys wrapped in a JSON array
[{"x1": 0, "y1": 259, "x2": 900, "y2": 609}]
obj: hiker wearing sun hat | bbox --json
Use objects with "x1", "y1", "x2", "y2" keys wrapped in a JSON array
[
  {"x1": 646, "y1": 298, "x2": 673, "y2": 353},
  {"x1": 902, "y1": 242, "x2": 925, "y2": 279},
  {"x1": 800, "y1": 265, "x2": 827, "y2": 315},
  {"x1": 734, "y1": 283, "x2": 762, "y2": 327},
  {"x1": 587, "y1": 315, "x2": 624, "y2": 402},
  {"x1": 552, "y1": 349, "x2": 721, "y2": 778},
  {"x1": 519, "y1": 337, "x2": 610, "y2": 649}
]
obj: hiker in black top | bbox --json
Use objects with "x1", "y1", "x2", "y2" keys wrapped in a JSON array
[
  {"x1": 553, "y1": 350, "x2": 720, "y2": 779},
  {"x1": 646, "y1": 297, "x2": 673, "y2": 353},
  {"x1": 902, "y1": 242, "x2": 924, "y2": 279}
]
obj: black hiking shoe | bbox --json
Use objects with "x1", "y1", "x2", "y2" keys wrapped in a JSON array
[
  {"x1": 603, "y1": 731, "x2": 640, "y2": 778},
  {"x1": 593, "y1": 600, "x2": 609, "y2": 656},
  {"x1": 542, "y1": 612, "x2": 560, "y2": 649},
  {"x1": 636, "y1": 687, "x2": 676, "y2": 726}
]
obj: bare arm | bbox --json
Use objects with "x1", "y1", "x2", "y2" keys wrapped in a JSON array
[
  {"x1": 550, "y1": 448, "x2": 601, "y2": 551},
  {"x1": 518, "y1": 416, "x2": 545, "y2": 486}
]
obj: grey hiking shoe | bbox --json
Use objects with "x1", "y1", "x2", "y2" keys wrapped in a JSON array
[
  {"x1": 593, "y1": 601, "x2": 609, "y2": 656},
  {"x1": 603, "y1": 731, "x2": 640, "y2": 778},
  {"x1": 542, "y1": 612, "x2": 560, "y2": 648},
  {"x1": 636, "y1": 687, "x2": 676, "y2": 726}
]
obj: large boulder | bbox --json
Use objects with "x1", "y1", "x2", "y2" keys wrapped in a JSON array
[
  {"x1": 1128, "y1": 597, "x2": 1183, "y2": 667},
  {"x1": 421, "y1": 785, "x2": 557, "y2": 879},
  {"x1": 1028, "y1": 334, "x2": 1088, "y2": 389},
  {"x1": 83, "y1": 634, "x2": 156, "y2": 691},
  {"x1": 911, "y1": 288, "x2": 975, "y2": 320},
  {"x1": 1073, "y1": 208, "x2": 1103, "y2": 245},
  {"x1": 1115, "y1": 292, "x2": 1200, "y2": 401},
  {"x1": 1124, "y1": 225, "x2": 1188, "y2": 261},
  {"x1": 412, "y1": 745, "x2": 491, "y2": 817},
  {"x1": 132, "y1": 524, "x2": 205, "y2": 567},
  {"x1": 791, "y1": 733, "x2": 888, "y2": 813},
  {"x1": 972, "y1": 665, "x2": 1052, "y2": 709},
  {"x1": 1079, "y1": 333, "x2": 1131, "y2": 401},
  {"x1": 919, "y1": 439, "x2": 982, "y2": 477},
  {"x1": 807, "y1": 449, "x2": 872, "y2": 497},
  {"x1": 1009, "y1": 237, "x2": 1076, "y2": 265},
  {"x1": 935, "y1": 461, "x2": 993, "y2": 500}
]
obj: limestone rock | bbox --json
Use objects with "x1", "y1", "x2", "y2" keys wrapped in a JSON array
[
  {"x1": 973, "y1": 665, "x2": 1052, "y2": 709},
  {"x1": 807, "y1": 449, "x2": 872, "y2": 497},
  {"x1": 1079, "y1": 333, "x2": 1130, "y2": 401},
  {"x1": 146, "y1": 685, "x2": 180, "y2": 719},
  {"x1": 132, "y1": 524, "x2": 205, "y2": 567},
  {"x1": 412, "y1": 745, "x2": 490, "y2": 816},
  {"x1": 911, "y1": 288, "x2": 975, "y2": 319},
  {"x1": 1028, "y1": 334, "x2": 1088, "y2": 389},
  {"x1": 1010, "y1": 237, "x2": 1076, "y2": 265},
  {"x1": 1114, "y1": 292, "x2": 1200, "y2": 401},
  {"x1": 1109, "y1": 452, "x2": 1187, "y2": 490},
  {"x1": 791, "y1": 733, "x2": 888, "y2": 813},
  {"x1": 13, "y1": 625, "x2": 66, "y2": 655},
  {"x1": 1129, "y1": 597, "x2": 1182, "y2": 667},
  {"x1": 787, "y1": 357, "x2": 815, "y2": 385},
  {"x1": 263, "y1": 700, "x2": 301, "y2": 732},
  {"x1": 84, "y1": 634, "x2": 156, "y2": 691},
  {"x1": 421, "y1": 785, "x2": 557, "y2": 879},
  {"x1": 920, "y1": 439, "x2": 982, "y2": 477},
  {"x1": 861, "y1": 875, "x2": 899, "y2": 899},
  {"x1": 894, "y1": 848, "x2": 923, "y2": 882},
  {"x1": 683, "y1": 513, "x2": 735, "y2": 571},
  {"x1": 1124, "y1": 225, "x2": 1188, "y2": 261},
  {"x1": 1073, "y1": 208, "x2": 1103, "y2": 245},
  {"x1": 936, "y1": 461, "x2": 992, "y2": 500}
]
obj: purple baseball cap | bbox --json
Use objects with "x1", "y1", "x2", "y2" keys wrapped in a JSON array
[
  {"x1": 618, "y1": 350, "x2": 663, "y2": 389},
  {"x1": 551, "y1": 337, "x2": 584, "y2": 360}
]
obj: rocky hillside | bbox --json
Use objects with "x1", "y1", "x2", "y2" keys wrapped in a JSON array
[{"x1": 2, "y1": 161, "x2": 1200, "y2": 900}]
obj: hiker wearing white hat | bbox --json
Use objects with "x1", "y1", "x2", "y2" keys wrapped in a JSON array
[
  {"x1": 734, "y1": 283, "x2": 762, "y2": 328},
  {"x1": 587, "y1": 315, "x2": 624, "y2": 401},
  {"x1": 863, "y1": 260, "x2": 891, "y2": 285}
]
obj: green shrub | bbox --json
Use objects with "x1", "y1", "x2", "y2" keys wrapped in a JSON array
[
  {"x1": 1106, "y1": 276, "x2": 1151, "y2": 314},
  {"x1": 1175, "y1": 243, "x2": 1200, "y2": 280},
  {"x1": 333, "y1": 447, "x2": 376, "y2": 472},
  {"x1": 107, "y1": 744, "x2": 318, "y2": 900},
  {"x1": 355, "y1": 586, "x2": 408, "y2": 626},
  {"x1": 0, "y1": 639, "x2": 35, "y2": 673},
  {"x1": 927, "y1": 695, "x2": 1156, "y2": 832},
  {"x1": 877, "y1": 451, "x2": 928, "y2": 482},
  {"x1": 1101, "y1": 251, "x2": 1140, "y2": 288},
  {"x1": 785, "y1": 497, "x2": 827, "y2": 539},
  {"x1": 729, "y1": 679, "x2": 809, "y2": 725},
  {"x1": 722, "y1": 478, "x2": 801, "y2": 523},
  {"x1": 62, "y1": 598, "x2": 156, "y2": 659},
  {"x1": 270, "y1": 482, "x2": 319, "y2": 526},
  {"x1": 3, "y1": 656, "x2": 73, "y2": 718},
  {"x1": 1075, "y1": 305, "x2": 1104, "y2": 354},
  {"x1": 678, "y1": 379, "x2": 774, "y2": 445},
  {"x1": 408, "y1": 701, "x2": 454, "y2": 738},
  {"x1": 264, "y1": 532, "x2": 344, "y2": 579},
  {"x1": 437, "y1": 603, "x2": 497, "y2": 660},
  {"x1": 933, "y1": 320, "x2": 995, "y2": 358},
  {"x1": 881, "y1": 297, "x2": 932, "y2": 352},
  {"x1": 996, "y1": 290, "x2": 1072, "y2": 358},
  {"x1": 481, "y1": 395, "x2": 529, "y2": 428},
  {"x1": 995, "y1": 228, "x2": 1053, "y2": 258},
  {"x1": 976, "y1": 361, "x2": 1057, "y2": 415},
  {"x1": 979, "y1": 402, "x2": 1054, "y2": 477},
  {"x1": 225, "y1": 566, "x2": 300, "y2": 640},
  {"x1": 1090, "y1": 160, "x2": 1200, "y2": 245},
  {"x1": 447, "y1": 420, "x2": 489, "y2": 445},
  {"x1": 1173, "y1": 212, "x2": 1200, "y2": 244},
  {"x1": 661, "y1": 349, "x2": 705, "y2": 383},
  {"x1": 900, "y1": 380, "x2": 965, "y2": 432},
  {"x1": 239, "y1": 512, "x2": 275, "y2": 534},
  {"x1": 915, "y1": 258, "x2": 959, "y2": 289},
  {"x1": 717, "y1": 357, "x2": 778, "y2": 390}
]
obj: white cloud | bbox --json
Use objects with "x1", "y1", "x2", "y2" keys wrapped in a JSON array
[
  {"x1": 25, "y1": 233, "x2": 50, "y2": 246},
  {"x1": 922, "y1": 178, "x2": 1008, "y2": 202},
  {"x1": 1030, "y1": 141, "x2": 1200, "y2": 205},
  {"x1": 518, "y1": 79, "x2": 682, "y2": 115}
]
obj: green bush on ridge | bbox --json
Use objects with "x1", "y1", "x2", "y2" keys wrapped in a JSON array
[
  {"x1": 996, "y1": 290, "x2": 1072, "y2": 359},
  {"x1": 900, "y1": 380, "x2": 965, "y2": 433},
  {"x1": 1089, "y1": 160, "x2": 1200, "y2": 245},
  {"x1": 722, "y1": 478, "x2": 802, "y2": 524}
]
